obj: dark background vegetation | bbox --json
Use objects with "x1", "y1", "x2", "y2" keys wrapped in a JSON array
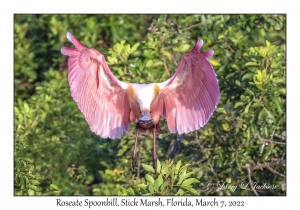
[{"x1": 14, "y1": 14, "x2": 286, "y2": 196}]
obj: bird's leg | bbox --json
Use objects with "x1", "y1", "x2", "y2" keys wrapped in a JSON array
[
  {"x1": 132, "y1": 128, "x2": 139, "y2": 169},
  {"x1": 152, "y1": 127, "x2": 157, "y2": 173}
]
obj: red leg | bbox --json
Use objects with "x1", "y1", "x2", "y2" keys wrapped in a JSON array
[
  {"x1": 132, "y1": 128, "x2": 139, "y2": 168},
  {"x1": 152, "y1": 128, "x2": 157, "y2": 172}
]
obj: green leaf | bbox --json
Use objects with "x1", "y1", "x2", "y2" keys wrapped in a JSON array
[
  {"x1": 258, "y1": 109, "x2": 266, "y2": 121},
  {"x1": 179, "y1": 164, "x2": 190, "y2": 174},
  {"x1": 24, "y1": 102, "x2": 29, "y2": 113},
  {"x1": 160, "y1": 181, "x2": 168, "y2": 192},
  {"x1": 23, "y1": 158, "x2": 33, "y2": 163},
  {"x1": 113, "y1": 43, "x2": 122, "y2": 53},
  {"x1": 149, "y1": 183, "x2": 154, "y2": 194},
  {"x1": 175, "y1": 160, "x2": 181, "y2": 174},
  {"x1": 196, "y1": 170, "x2": 204, "y2": 179},
  {"x1": 145, "y1": 174, "x2": 155, "y2": 184},
  {"x1": 130, "y1": 43, "x2": 140, "y2": 53},
  {"x1": 273, "y1": 78, "x2": 285, "y2": 84},
  {"x1": 50, "y1": 184, "x2": 58, "y2": 191},
  {"x1": 245, "y1": 89, "x2": 255, "y2": 96},
  {"x1": 231, "y1": 64, "x2": 239, "y2": 70},
  {"x1": 179, "y1": 44, "x2": 190, "y2": 52},
  {"x1": 116, "y1": 67, "x2": 123, "y2": 75},
  {"x1": 154, "y1": 175, "x2": 163, "y2": 192},
  {"x1": 157, "y1": 174, "x2": 163, "y2": 187},
  {"x1": 225, "y1": 73, "x2": 235, "y2": 79},
  {"x1": 242, "y1": 72, "x2": 254, "y2": 80},
  {"x1": 244, "y1": 101, "x2": 252, "y2": 113},
  {"x1": 181, "y1": 185, "x2": 200, "y2": 195},
  {"x1": 184, "y1": 172, "x2": 195, "y2": 180},
  {"x1": 209, "y1": 58, "x2": 221, "y2": 67},
  {"x1": 235, "y1": 80, "x2": 241, "y2": 86},
  {"x1": 161, "y1": 50, "x2": 171, "y2": 60},
  {"x1": 126, "y1": 188, "x2": 135, "y2": 195},
  {"x1": 146, "y1": 60, "x2": 153, "y2": 67},
  {"x1": 177, "y1": 170, "x2": 186, "y2": 185},
  {"x1": 161, "y1": 162, "x2": 169, "y2": 175},
  {"x1": 279, "y1": 88, "x2": 286, "y2": 94},
  {"x1": 245, "y1": 62, "x2": 258, "y2": 66},
  {"x1": 30, "y1": 180, "x2": 40, "y2": 185},
  {"x1": 234, "y1": 101, "x2": 244, "y2": 108},
  {"x1": 181, "y1": 178, "x2": 200, "y2": 187},
  {"x1": 216, "y1": 107, "x2": 227, "y2": 114},
  {"x1": 52, "y1": 191, "x2": 61, "y2": 196},
  {"x1": 28, "y1": 184, "x2": 39, "y2": 192},
  {"x1": 137, "y1": 183, "x2": 147, "y2": 189},
  {"x1": 170, "y1": 168, "x2": 175, "y2": 186},
  {"x1": 153, "y1": 179, "x2": 159, "y2": 192},
  {"x1": 142, "y1": 164, "x2": 155, "y2": 173},
  {"x1": 273, "y1": 97, "x2": 283, "y2": 114},
  {"x1": 156, "y1": 159, "x2": 161, "y2": 173},
  {"x1": 176, "y1": 188, "x2": 185, "y2": 195},
  {"x1": 255, "y1": 83, "x2": 263, "y2": 90},
  {"x1": 264, "y1": 108, "x2": 276, "y2": 122}
]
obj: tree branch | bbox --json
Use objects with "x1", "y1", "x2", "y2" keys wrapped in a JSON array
[
  {"x1": 22, "y1": 116, "x2": 39, "y2": 138},
  {"x1": 162, "y1": 54, "x2": 170, "y2": 76},
  {"x1": 264, "y1": 164, "x2": 286, "y2": 178},
  {"x1": 256, "y1": 132, "x2": 286, "y2": 145},
  {"x1": 182, "y1": 23, "x2": 201, "y2": 31},
  {"x1": 274, "y1": 134, "x2": 286, "y2": 140},
  {"x1": 245, "y1": 164, "x2": 259, "y2": 196},
  {"x1": 243, "y1": 159, "x2": 286, "y2": 179},
  {"x1": 209, "y1": 163, "x2": 219, "y2": 183}
]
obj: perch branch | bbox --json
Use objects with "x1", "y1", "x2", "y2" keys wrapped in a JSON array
[
  {"x1": 209, "y1": 163, "x2": 219, "y2": 183},
  {"x1": 245, "y1": 164, "x2": 259, "y2": 196},
  {"x1": 256, "y1": 132, "x2": 286, "y2": 145},
  {"x1": 182, "y1": 23, "x2": 202, "y2": 31}
]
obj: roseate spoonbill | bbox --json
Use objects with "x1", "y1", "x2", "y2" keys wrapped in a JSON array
[{"x1": 61, "y1": 32, "x2": 220, "y2": 170}]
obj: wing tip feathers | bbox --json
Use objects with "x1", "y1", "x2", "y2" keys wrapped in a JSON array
[
  {"x1": 66, "y1": 31, "x2": 73, "y2": 41},
  {"x1": 65, "y1": 31, "x2": 85, "y2": 50},
  {"x1": 61, "y1": 47, "x2": 70, "y2": 56},
  {"x1": 192, "y1": 40, "x2": 215, "y2": 58},
  {"x1": 192, "y1": 40, "x2": 203, "y2": 52},
  {"x1": 203, "y1": 50, "x2": 214, "y2": 58}
]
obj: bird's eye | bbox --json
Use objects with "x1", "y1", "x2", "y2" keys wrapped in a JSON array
[
  {"x1": 150, "y1": 111, "x2": 152, "y2": 113},
  {"x1": 140, "y1": 111, "x2": 142, "y2": 114}
]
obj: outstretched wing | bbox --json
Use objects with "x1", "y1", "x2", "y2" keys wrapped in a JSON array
[
  {"x1": 61, "y1": 32, "x2": 130, "y2": 139},
  {"x1": 151, "y1": 40, "x2": 220, "y2": 134}
]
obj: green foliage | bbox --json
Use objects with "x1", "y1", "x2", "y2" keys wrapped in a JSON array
[
  {"x1": 14, "y1": 14, "x2": 286, "y2": 196},
  {"x1": 137, "y1": 160, "x2": 200, "y2": 196},
  {"x1": 14, "y1": 133, "x2": 41, "y2": 195}
]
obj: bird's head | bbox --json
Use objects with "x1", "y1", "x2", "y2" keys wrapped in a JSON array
[{"x1": 138, "y1": 108, "x2": 153, "y2": 128}]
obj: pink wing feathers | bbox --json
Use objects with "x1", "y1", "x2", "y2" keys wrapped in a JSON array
[
  {"x1": 151, "y1": 40, "x2": 220, "y2": 134},
  {"x1": 61, "y1": 32, "x2": 130, "y2": 139}
]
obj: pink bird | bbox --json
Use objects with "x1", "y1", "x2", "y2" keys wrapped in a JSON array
[{"x1": 61, "y1": 32, "x2": 220, "y2": 170}]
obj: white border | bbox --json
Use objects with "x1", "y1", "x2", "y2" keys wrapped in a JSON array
[{"x1": 2, "y1": 0, "x2": 298, "y2": 209}]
